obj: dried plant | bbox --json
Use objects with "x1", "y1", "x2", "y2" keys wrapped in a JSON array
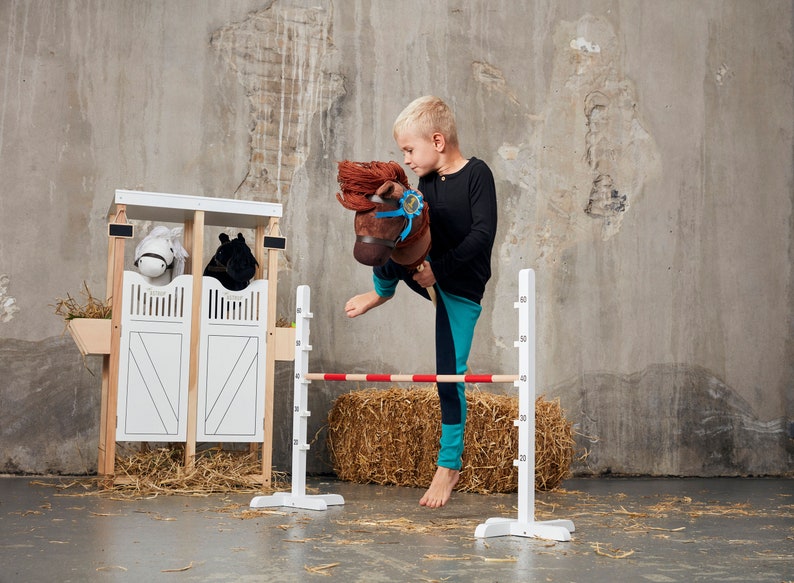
[{"x1": 53, "y1": 282, "x2": 112, "y2": 321}]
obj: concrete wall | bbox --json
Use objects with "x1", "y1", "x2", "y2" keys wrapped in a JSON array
[{"x1": 1, "y1": 0, "x2": 791, "y2": 477}]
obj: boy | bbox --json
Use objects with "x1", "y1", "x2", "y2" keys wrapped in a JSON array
[{"x1": 345, "y1": 96, "x2": 498, "y2": 508}]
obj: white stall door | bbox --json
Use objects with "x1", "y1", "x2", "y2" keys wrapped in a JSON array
[
  {"x1": 196, "y1": 278, "x2": 268, "y2": 442},
  {"x1": 116, "y1": 273, "x2": 193, "y2": 441}
]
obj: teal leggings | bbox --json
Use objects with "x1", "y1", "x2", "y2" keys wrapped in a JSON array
[{"x1": 374, "y1": 266, "x2": 482, "y2": 470}]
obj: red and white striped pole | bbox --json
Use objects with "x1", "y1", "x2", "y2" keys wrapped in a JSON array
[{"x1": 304, "y1": 373, "x2": 518, "y2": 384}]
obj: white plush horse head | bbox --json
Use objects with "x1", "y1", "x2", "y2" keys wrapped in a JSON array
[{"x1": 134, "y1": 226, "x2": 189, "y2": 286}]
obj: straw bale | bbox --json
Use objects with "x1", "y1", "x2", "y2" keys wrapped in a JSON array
[{"x1": 327, "y1": 386, "x2": 574, "y2": 493}]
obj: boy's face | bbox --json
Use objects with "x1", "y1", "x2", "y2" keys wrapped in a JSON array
[{"x1": 395, "y1": 128, "x2": 441, "y2": 178}]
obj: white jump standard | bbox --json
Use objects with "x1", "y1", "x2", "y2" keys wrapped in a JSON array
[
  {"x1": 250, "y1": 285, "x2": 345, "y2": 511},
  {"x1": 473, "y1": 268, "x2": 574, "y2": 541}
]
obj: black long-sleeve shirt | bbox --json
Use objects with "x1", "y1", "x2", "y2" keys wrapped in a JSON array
[{"x1": 418, "y1": 157, "x2": 497, "y2": 304}]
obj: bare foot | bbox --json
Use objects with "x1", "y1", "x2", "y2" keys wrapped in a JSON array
[
  {"x1": 344, "y1": 290, "x2": 391, "y2": 318},
  {"x1": 419, "y1": 466, "x2": 460, "y2": 508}
]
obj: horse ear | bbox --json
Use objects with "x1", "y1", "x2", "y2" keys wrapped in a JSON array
[
  {"x1": 236, "y1": 233, "x2": 246, "y2": 242},
  {"x1": 219, "y1": 233, "x2": 230, "y2": 243},
  {"x1": 375, "y1": 181, "x2": 401, "y2": 199}
]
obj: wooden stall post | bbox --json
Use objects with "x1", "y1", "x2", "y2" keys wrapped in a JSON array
[
  {"x1": 100, "y1": 205, "x2": 128, "y2": 482},
  {"x1": 183, "y1": 220, "x2": 194, "y2": 275},
  {"x1": 97, "y1": 211, "x2": 117, "y2": 477},
  {"x1": 254, "y1": 224, "x2": 266, "y2": 280},
  {"x1": 247, "y1": 224, "x2": 267, "y2": 460},
  {"x1": 261, "y1": 217, "x2": 280, "y2": 486},
  {"x1": 184, "y1": 210, "x2": 205, "y2": 470}
]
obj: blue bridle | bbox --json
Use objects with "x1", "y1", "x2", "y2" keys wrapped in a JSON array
[{"x1": 374, "y1": 189, "x2": 424, "y2": 242}]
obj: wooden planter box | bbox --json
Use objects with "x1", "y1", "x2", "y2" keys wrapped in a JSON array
[
  {"x1": 67, "y1": 318, "x2": 112, "y2": 356},
  {"x1": 67, "y1": 317, "x2": 291, "y2": 359},
  {"x1": 274, "y1": 327, "x2": 296, "y2": 361}
]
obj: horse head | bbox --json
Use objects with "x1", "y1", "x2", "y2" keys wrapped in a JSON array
[
  {"x1": 337, "y1": 160, "x2": 431, "y2": 269},
  {"x1": 204, "y1": 233, "x2": 258, "y2": 291},
  {"x1": 134, "y1": 226, "x2": 188, "y2": 286}
]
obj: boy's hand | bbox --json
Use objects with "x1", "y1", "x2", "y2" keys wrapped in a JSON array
[
  {"x1": 413, "y1": 261, "x2": 436, "y2": 288},
  {"x1": 345, "y1": 290, "x2": 391, "y2": 318}
]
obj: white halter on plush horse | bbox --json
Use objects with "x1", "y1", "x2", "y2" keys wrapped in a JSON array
[
  {"x1": 133, "y1": 226, "x2": 189, "y2": 286},
  {"x1": 336, "y1": 160, "x2": 431, "y2": 270}
]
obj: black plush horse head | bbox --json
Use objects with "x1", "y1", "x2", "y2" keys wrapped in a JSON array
[{"x1": 203, "y1": 233, "x2": 258, "y2": 291}]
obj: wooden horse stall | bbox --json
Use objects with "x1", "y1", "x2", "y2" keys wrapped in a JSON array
[{"x1": 98, "y1": 190, "x2": 292, "y2": 487}]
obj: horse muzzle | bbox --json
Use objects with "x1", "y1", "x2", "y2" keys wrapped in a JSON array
[
  {"x1": 227, "y1": 262, "x2": 257, "y2": 283},
  {"x1": 135, "y1": 254, "x2": 171, "y2": 277},
  {"x1": 353, "y1": 235, "x2": 396, "y2": 266}
]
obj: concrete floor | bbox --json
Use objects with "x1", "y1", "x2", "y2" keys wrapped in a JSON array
[{"x1": 1, "y1": 476, "x2": 792, "y2": 582}]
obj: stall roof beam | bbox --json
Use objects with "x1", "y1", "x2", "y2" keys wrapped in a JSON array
[{"x1": 114, "y1": 190, "x2": 282, "y2": 228}]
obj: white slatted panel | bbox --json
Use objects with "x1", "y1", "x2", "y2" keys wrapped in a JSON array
[
  {"x1": 116, "y1": 273, "x2": 193, "y2": 441},
  {"x1": 196, "y1": 277, "x2": 268, "y2": 442}
]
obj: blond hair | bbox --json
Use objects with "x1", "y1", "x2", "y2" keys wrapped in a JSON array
[{"x1": 393, "y1": 95, "x2": 459, "y2": 148}]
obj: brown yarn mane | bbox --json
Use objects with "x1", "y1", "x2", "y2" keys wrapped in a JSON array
[{"x1": 336, "y1": 160, "x2": 411, "y2": 211}]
